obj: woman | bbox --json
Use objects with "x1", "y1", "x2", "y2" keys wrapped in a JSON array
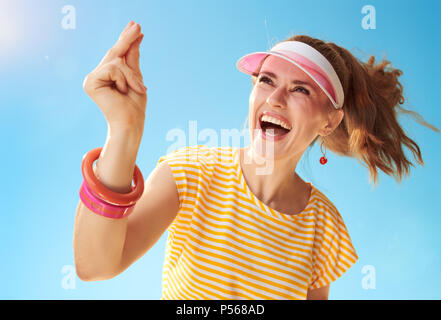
[{"x1": 73, "y1": 21, "x2": 439, "y2": 300}]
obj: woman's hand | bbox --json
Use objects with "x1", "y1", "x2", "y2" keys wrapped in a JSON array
[{"x1": 83, "y1": 21, "x2": 147, "y2": 131}]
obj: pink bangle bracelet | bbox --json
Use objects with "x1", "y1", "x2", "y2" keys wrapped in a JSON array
[{"x1": 79, "y1": 180, "x2": 135, "y2": 219}]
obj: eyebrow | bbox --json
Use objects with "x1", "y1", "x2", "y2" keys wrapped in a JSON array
[{"x1": 258, "y1": 70, "x2": 317, "y2": 92}]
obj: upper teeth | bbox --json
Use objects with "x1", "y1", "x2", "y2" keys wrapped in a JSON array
[{"x1": 261, "y1": 115, "x2": 292, "y2": 130}]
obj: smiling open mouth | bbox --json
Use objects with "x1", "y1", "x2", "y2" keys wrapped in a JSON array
[{"x1": 259, "y1": 114, "x2": 291, "y2": 138}]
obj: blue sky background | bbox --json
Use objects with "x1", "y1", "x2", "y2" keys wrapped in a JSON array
[{"x1": 0, "y1": 0, "x2": 440, "y2": 299}]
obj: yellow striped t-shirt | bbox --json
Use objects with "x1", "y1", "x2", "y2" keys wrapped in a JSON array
[{"x1": 156, "y1": 145, "x2": 358, "y2": 300}]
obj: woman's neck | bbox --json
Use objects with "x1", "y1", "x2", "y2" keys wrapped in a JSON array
[{"x1": 238, "y1": 146, "x2": 307, "y2": 207}]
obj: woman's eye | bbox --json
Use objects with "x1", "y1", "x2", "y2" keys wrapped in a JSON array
[
  {"x1": 293, "y1": 87, "x2": 310, "y2": 95},
  {"x1": 258, "y1": 76, "x2": 272, "y2": 84},
  {"x1": 258, "y1": 76, "x2": 310, "y2": 95}
]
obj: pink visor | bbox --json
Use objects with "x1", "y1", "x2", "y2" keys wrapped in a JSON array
[{"x1": 236, "y1": 41, "x2": 344, "y2": 109}]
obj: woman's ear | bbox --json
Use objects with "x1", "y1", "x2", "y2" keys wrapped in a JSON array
[
  {"x1": 333, "y1": 108, "x2": 344, "y2": 129},
  {"x1": 251, "y1": 76, "x2": 257, "y2": 86},
  {"x1": 318, "y1": 108, "x2": 344, "y2": 137}
]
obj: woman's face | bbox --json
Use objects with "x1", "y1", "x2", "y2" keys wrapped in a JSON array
[{"x1": 248, "y1": 55, "x2": 333, "y2": 161}]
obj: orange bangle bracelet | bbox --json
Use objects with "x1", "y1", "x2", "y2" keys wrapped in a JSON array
[{"x1": 81, "y1": 147, "x2": 144, "y2": 206}]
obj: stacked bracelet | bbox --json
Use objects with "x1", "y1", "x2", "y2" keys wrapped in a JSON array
[
  {"x1": 79, "y1": 181, "x2": 135, "y2": 219},
  {"x1": 79, "y1": 147, "x2": 145, "y2": 219}
]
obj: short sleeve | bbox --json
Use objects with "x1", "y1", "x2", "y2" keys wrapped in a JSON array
[
  {"x1": 309, "y1": 207, "x2": 358, "y2": 290},
  {"x1": 155, "y1": 145, "x2": 204, "y2": 211}
]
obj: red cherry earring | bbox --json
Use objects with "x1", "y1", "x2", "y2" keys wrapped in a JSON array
[{"x1": 319, "y1": 140, "x2": 327, "y2": 165}]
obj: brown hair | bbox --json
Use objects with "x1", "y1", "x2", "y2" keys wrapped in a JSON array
[{"x1": 254, "y1": 35, "x2": 440, "y2": 186}]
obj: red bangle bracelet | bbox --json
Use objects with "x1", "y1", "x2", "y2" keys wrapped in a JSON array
[{"x1": 81, "y1": 147, "x2": 144, "y2": 206}]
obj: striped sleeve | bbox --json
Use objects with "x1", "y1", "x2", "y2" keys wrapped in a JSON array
[
  {"x1": 155, "y1": 146, "x2": 204, "y2": 210},
  {"x1": 155, "y1": 146, "x2": 205, "y2": 237},
  {"x1": 309, "y1": 206, "x2": 358, "y2": 290}
]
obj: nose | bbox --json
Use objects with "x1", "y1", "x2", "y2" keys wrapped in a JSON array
[{"x1": 266, "y1": 86, "x2": 287, "y2": 109}]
